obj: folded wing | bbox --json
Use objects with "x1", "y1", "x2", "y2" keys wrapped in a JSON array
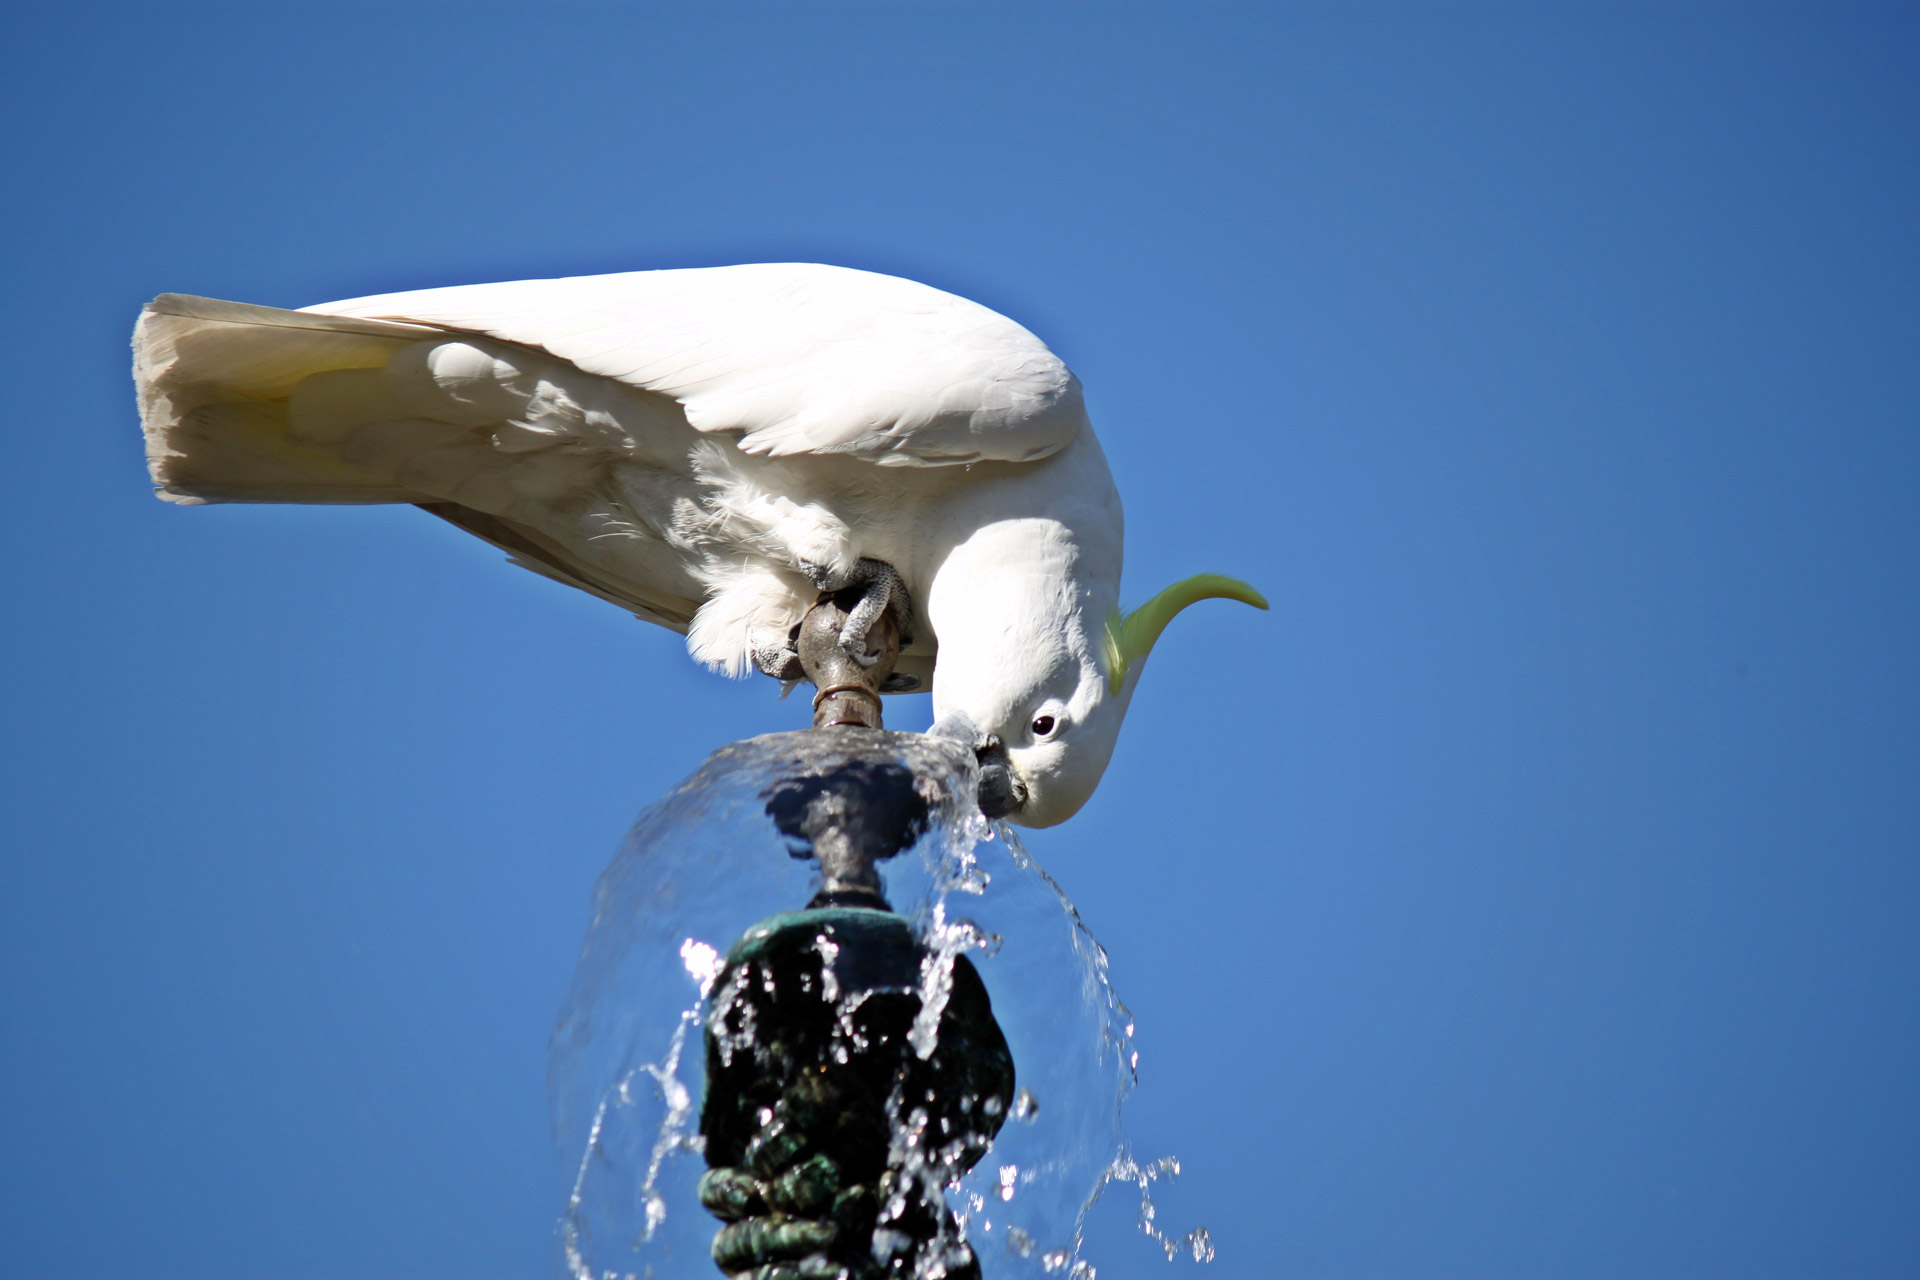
[
  {"x1": 311, "y1": 263, "x2": 1087, "y2": 467},
  {"x1": 133, "y1": 264, "x2": 1088, "y2": 636}
]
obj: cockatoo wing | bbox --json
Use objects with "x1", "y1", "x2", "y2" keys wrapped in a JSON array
[
  {"x1": 309, "y1": 263, "x2": 1087, "y2": 468},
  {"x1": 134, "y1": 264, "x2": 1087, "y2": 641}
]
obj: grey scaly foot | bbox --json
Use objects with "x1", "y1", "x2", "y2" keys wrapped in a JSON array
[
  {"x1": 836, "y1": 558, "x2": 910, "y2": 668},
  {"x1": 752, "y1": 622, "x2": 804, "y2": 682},
  {"x1": 803, "y1": 557, "x2": 916, "y2": 669}
]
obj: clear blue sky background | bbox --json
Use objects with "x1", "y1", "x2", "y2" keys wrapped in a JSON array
[{"x1": 2, "y1": 4, "x2": 1916, "y2": 1277}]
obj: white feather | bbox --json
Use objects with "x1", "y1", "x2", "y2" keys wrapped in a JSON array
[{"x1": 309, "y1": 264, "x2": 1088, "y2": 467}]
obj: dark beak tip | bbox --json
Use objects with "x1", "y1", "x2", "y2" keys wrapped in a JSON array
[
  {"x1": 924, "y1": 712, "x2": 1022, "y2": 817},
  {"x1": 975, "y1": 758, "x2": 1023, "y2": 820}
]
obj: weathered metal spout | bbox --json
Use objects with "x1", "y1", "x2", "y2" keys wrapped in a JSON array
[{"x1": 763, "y1": 744, "x2": 931, "y2": 911}]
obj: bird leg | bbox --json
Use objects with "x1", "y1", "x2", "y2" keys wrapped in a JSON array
[
  {"x1": 755, "y1": 558, "x2": 918, "y2": 694},
  {"x1": 803, "y1": 557, "x2": 915, "y2": 669},
  {"x1": 817, "y1": 556, "x2": 913, "y2": 667}
]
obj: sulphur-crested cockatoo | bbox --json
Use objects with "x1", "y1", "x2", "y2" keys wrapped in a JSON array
[{"x1": 134, "y1": 264, "x2": 1264, "y2": 826}]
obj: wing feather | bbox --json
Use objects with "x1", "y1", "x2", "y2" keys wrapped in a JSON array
[
  {"x1": 309, "y1": 264, "x2": 1087, "y2": 468},
  {"x1": 133, "y1": 297, "x2": 708, "y2": 625},
  {"x1": 133, "y1": 265, "x2": 1080, "y2": 654}
]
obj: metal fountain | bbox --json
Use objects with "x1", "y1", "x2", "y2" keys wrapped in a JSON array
[{"x1": 692, "y1": 589, "x2": 1016, "y2": 1280}]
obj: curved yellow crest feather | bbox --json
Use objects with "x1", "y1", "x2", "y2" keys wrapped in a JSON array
[{"x1": 1102, "y1": 573, "x2": 1270, "y2": 695}]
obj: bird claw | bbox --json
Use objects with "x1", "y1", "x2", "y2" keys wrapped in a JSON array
[
  {"x1": 829, "y1": 557, "x2": 913, "y2": 669},
  {"x1": 752, "y1": 632, "x2": 805, "y2": 682},
  {"x1": 783, "y1": 557, "x2": 919, "y2": 723}
]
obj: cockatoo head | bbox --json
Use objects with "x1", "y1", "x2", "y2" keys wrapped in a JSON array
[{"x1": 931, "y1": 561, "x2": 1267, "y2": 828}]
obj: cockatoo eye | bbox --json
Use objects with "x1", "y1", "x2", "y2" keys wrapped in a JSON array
[{"x1": 1030, "y1": 714, "x2": 1058, "y2": 740}]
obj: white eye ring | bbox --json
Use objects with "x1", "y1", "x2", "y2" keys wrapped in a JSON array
[{"x1": 1030, "y1": 714, "x2": 1058, "y2": 740}]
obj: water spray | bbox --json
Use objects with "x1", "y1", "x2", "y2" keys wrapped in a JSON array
[{"x1": 693, "y1": 593, "x2": 1017, "y2": 1279}]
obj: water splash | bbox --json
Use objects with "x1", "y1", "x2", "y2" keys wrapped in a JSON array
[
  {"x1": 549, "y1": 731, "x2": 1208, "y2": 1277},
  {"x1": 966, "y1": 823, "x2": 1215, "y2": 1274}
]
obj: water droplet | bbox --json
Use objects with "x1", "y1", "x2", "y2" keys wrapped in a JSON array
[{"x1": 678, "y1": 938, "x2": 723, "y2": 994}]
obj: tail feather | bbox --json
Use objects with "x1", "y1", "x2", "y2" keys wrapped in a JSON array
[
  {"x1": 131, "y1": 291, "x2": 712, "y2": 637},
  {"x1": 135, "y1": 294, "x2": 441, "y2": 504}
]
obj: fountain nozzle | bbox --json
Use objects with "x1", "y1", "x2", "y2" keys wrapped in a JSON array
[{"x1": 764, "y1": 752, "x2": 931, "y2": 912}]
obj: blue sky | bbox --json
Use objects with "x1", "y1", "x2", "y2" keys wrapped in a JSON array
[{"x1": 2, "y1": 3, "x2": 1916, "y2": 1277}]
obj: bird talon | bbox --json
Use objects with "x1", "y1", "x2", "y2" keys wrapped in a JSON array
[
  {"x1": 753, "y1": 641, "x2": 805, "y2": 682},
  {"x1": 799, "y1": 559, "x2": 845, "y2": 593},
  {"x1": 824, "y1": 556, "x2": 911, "y2": 676}
]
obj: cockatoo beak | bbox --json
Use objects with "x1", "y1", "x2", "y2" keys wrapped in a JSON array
[
  {"x1": 929, "y1": 710, "x2": 1027, "y2": 819},
  {"x1": 972, "y1": 733, "x2": 1026, "y2": 819}
]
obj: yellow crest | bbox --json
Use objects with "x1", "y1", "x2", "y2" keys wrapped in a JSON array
[{"x1": 1102, "y1": 573, "x2": 1269, "y2": 695}]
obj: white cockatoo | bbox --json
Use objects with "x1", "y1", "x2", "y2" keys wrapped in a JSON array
[{"x1": 134, "y1": 264, "x2": 1264, "y2": 826}]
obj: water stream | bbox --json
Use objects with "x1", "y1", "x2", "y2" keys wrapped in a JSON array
[{"x1": 549, "y1": 731, "x2": 1210, "y2": 1278}]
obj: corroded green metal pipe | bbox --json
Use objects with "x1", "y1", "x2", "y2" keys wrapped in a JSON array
[{"x1": 698, "y1": 906, "x2": 1012, "y2": 1279}]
